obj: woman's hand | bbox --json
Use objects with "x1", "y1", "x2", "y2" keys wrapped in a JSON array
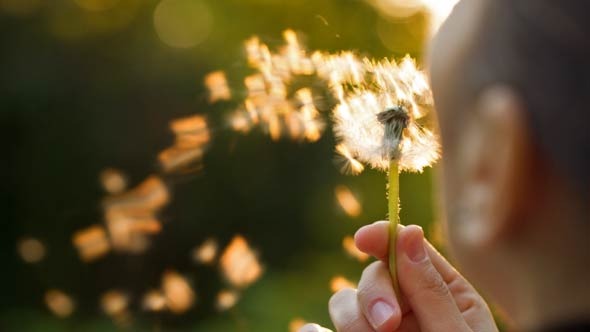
[{"x1": 301, "y1": 222, "x2": 498, "y2": 332}]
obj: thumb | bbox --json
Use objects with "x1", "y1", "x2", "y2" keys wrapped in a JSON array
[{"x1": 396, "y1": 225, "x2": 471, "y2": 332}]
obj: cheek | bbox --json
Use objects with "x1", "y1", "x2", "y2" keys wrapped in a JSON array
[{"x1": 435, "y1": 154, "x2": 470, "y2": 258}]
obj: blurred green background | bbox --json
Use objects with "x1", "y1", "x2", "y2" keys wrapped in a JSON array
[{"x1": 0, "y1": 0, "x2": 436, "y2": 330}]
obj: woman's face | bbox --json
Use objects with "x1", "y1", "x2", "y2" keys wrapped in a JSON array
[{"x1": 427, "y1": 0, "x2": 493, "y2": 279}]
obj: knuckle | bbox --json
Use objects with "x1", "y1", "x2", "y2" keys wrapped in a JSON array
[
  {"x1": 357, "y1": 261, "x2": 386, "y2": 298},
  {"x1": 418, "y1": 264, "x2": 450, "y2": 298},
  {"x1": 328, "y1": 289, "x2": 364, "y2": 332},
  {"x1": 329, "y1": 288, "x2": 352, "y2": 309},
  {"x1": 446, "y1": 276, "x2": 488, "y2": 313}
]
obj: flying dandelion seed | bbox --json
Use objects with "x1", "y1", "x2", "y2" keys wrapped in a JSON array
[
  {"x1": 100, "y1": 168, "x2": 128, "y2": 194},
  {"x1": 330, "y1": 276, "x2": 356, "y2": 293},
  {"x1": 192, "y1": 238, "x2": 218, "y2": 265},
  {"x1": 334, "y1": 185, "x2": 362, "y2": 217},
  {"x1": 289, "y1": 318, "x2": 307, "y2": 332},
  {"x1": 160, "y1": 115, "x2": 210, "y2": 173},
  {"x1": 220, "y1": 235, "x2": 263, "y2": 289},
  {"x1": 229, "y1": 110, "x2": 254, "y2": 133},
  {"x1": 227, "y1": 30, "x2": 327, "y2": 143},
  {"x1": 215, "y1": 289, "x2": 240, "y2": 311},
  {"x1": 142, "y1": 289, "x2": 167, "y2": 312},
  {"x1": 342, "y1": 236, "x2": 369, "y2": 262},
  {"x1": 162, "y1": 270, "x2": 195, "y2": 314},
  {"x1": 96, "y1": 175, "x2": 169, "y2": 254},
  {"x1": 17, "y1": 237, "x2": 46, "y2": 264},
  {"x1": 45, "y1": 289, "x2": 75, "y2": 318},
  {"x1": 103, "y1": 175, "x2": 169, "y2": 214},
  {"x1": 159, "y1": 147, "x2": 205, "y2": 173},
  {"x1": 72, "y1": 225, "x2": 111, "y2": 262},
  {"x1": 335, "y1": 144, "x2": 365, "y2": 175},
  {"x1": 105, "y1": 211, "x2": 161, "y2": 253},
  {"x1": 205, "y1": 71, "x2": 231, "y2": 103},
  {"x1": 100, "y1": 290, "x2": 129, "y2": 317}
]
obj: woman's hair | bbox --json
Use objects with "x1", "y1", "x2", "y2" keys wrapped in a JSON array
[{"x1": 461, "y1": 0, "x2": 590, "y2": 196}]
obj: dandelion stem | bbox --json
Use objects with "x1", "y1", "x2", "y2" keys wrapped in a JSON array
[{"x1": 388, "y1": 159, "x2": 401, "y2": 297}]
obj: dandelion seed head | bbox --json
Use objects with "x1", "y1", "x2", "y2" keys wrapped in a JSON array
[{"x1": 332, "y1": 55, "x2": 440, "y2": 172}]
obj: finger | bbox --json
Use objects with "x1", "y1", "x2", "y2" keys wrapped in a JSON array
[
  {"x1": 396, "y1": 225, "x2": 471, "y2": 332},
  {"x1": 354, "y1": 221, "x2": 394, "y2": 261},
  {"x1": 396, "y1": 313, "x2": 420, "y2": 332},
  {"x1": 356, "y1": 261, "x2": 402, "y2": 331},
  {"x1": 298, "y1": 323, "x2": 334, "y2": 332},
  {"x1": 328, "y1": 288, "x2": 373, "y2": 332},
  {"x1": 355, "y1": 221, "x2": 466, "y2": 287}
]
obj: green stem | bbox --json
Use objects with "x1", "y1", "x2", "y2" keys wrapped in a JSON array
[{"x1": 388, "y1": 159, "x2": 401, "y2": 297}]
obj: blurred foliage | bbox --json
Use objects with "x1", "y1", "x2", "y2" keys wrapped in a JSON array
[{"x1": 0, "y1": 0, "x2": 434, "y2": 330}]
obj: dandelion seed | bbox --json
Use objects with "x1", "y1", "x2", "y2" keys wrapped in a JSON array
[
  {"x1": 17, "y1": 237, "x2": 46, "y2": 264},
  {"x1": 162, "y1": 270, "x2": 195, "y2": 314},
  {"x1": 289, "y1": 318, "x2": 307, "y2": 332},
  {"x1": 330, "y1": 276, "x2": 356, "y2": 293},
  {"x1": 192, "y1": 238, "x2": 218, "y2": 264},
  {"x1": 159, "y1": 146, "x2": 205, "y2": 173},
  {"x1": 335, "y1": 185, "x2": 362, "y2": 217},
  {"x1": 103, "y1": 176, "x2": 170, "y2": 214},
  {"x1": 335, "y1": 144, "x2": 365, "y2": 175},
  {"x1": 205, "y1": 71, "x2": 231, "y2": 103},
  {"x1": 342, "y1": 236, "x2": 369, "y2": 262},
  {"x1": 101, "y1": 290, "x2": 129, "y2": 317},
  {"x1": 228, "y1": 31, "x2": 327, "y2": 143},
  {"x1": 105, "y1": 211, "x2": 161, "y2": 253},
  {"x1": 220, "y1": 235, "x2": 263, "y2": 288},
  {"x1": 142, "y1": 289, "x2": 167, "y2": 312},
  {"x1": 160, "y1": 115, "x2": 210, "y2": 172},
  {"x1": 45, "y1": 289, "x2": 75, "y2": 318},
  {"x1": 229, "y1": 111, "x2": 254, "y2": 133},
  {"x1": 100, "y1": 168, "x2": 127, "y2": 194},
  {"x1": 72, "y1": 225, "x2": 111, "y2": 262},
  {"x1": 215, "y1": 289, "x2": 239, "y2": 311}
]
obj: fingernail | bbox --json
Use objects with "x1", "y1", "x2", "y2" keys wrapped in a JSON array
[
  {"x1": 369, "y1": 300, "x2": 395, "y2": 328},
  {"x1": 405, "y1": 226, "x2": 426, "y2": 263}
]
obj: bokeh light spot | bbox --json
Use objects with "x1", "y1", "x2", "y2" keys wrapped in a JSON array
[
  {"x1": 17, "y1": 237, "x2": 46, "y2": 264},
  {"x1": 153, "y1": 0, "x2": 213, "y2": 49},
  {"x1": 45, "y1": 289, "x2": 75, "y2": 318}
]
